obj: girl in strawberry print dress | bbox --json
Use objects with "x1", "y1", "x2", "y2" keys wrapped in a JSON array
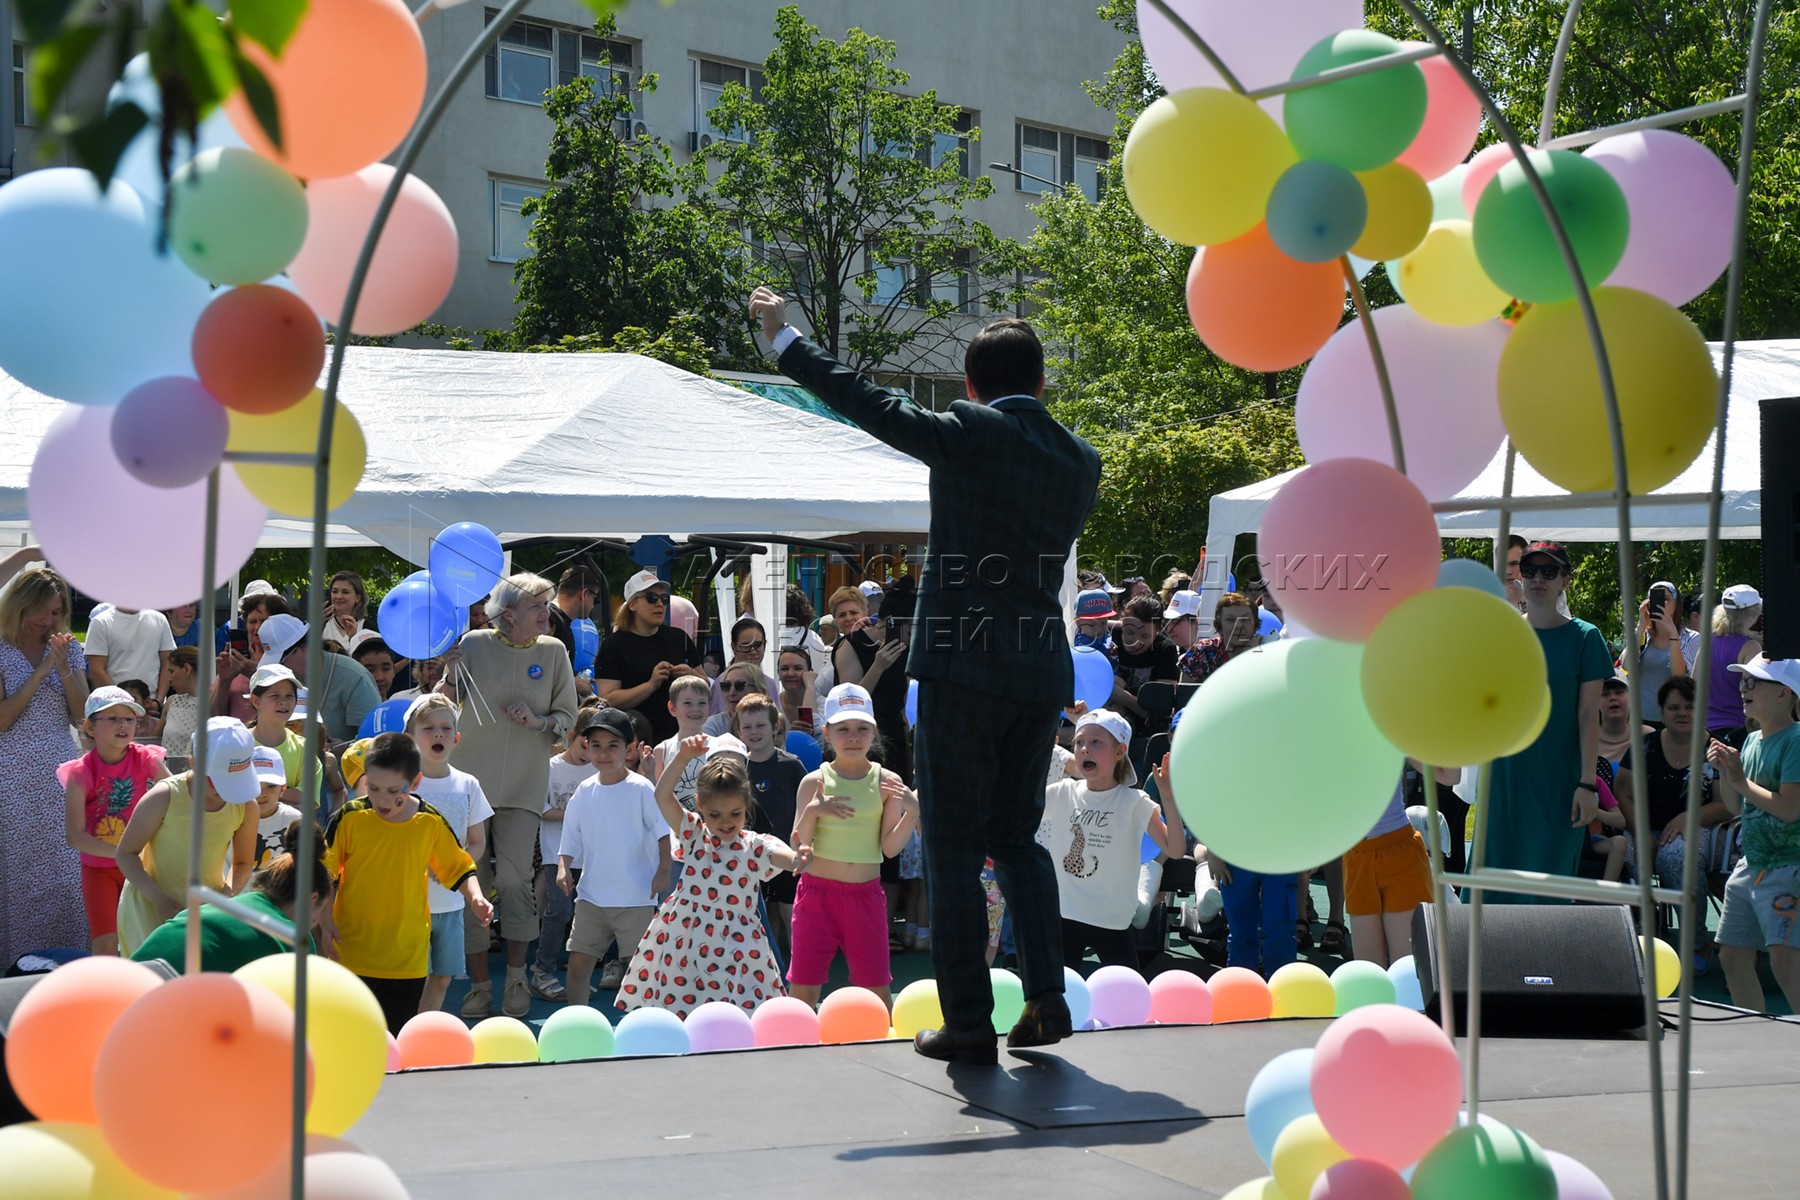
[{"x1": 619, "y1": 739, "x2": 811, "y2": 1016}]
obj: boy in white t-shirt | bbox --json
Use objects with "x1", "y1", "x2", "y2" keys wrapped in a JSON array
[
  {"x1": 559, "y1": 708, "x2": 672, "y2": 1009},
  {"x1": 532, "y1": 710, "x2": 600, "y2": 1000},
  {"x1": 651, "y1": 676, "x2": 713, "y2": 809},
  {"x1": 251, "y1": 746, "x2": 301, "y2": 868},
  {"x1": 406, "y1": 695, "x2": 493, "y2": 1015}
]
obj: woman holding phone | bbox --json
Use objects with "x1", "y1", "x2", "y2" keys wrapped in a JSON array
[
  {"x1": 1630, "y1": 582, "x2": 1694, "y2": 725},
  {"x1": 776, "y1": 645, "x2": 820, "y2": 736}
]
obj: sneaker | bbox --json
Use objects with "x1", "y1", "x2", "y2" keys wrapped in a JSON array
[
  {"x1": 599, "y1": 959, "x2": 627, "y2": 990},
  {"x1": 529, "y1": 967, "x2": 567, "y2": 1003},
  {"x1": 460, "y1": 980, "x2": 493, "y2": 1019},
  {"x1": 502, "y1": 974, "x2": 531, "y2": 1018}
]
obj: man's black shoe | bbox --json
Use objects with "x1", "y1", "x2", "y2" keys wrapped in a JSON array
[
  {"x1": 914, "y1": 1026, "x2": 1000, "y2": 1066},
  {"x1": 1006, "y1": 994, "x2": 1073, "y2": 1049}
]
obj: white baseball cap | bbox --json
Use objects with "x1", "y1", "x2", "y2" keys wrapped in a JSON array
[
  {"x1": 1722, "y1": 584, "x2": 1763, "y2": 610},
  {"x1": 251, "y1": 745, "x2": 287, "y2": 786},
  {"x1": 858, "y1": 581, "x2": 883, "y2": 598},
  {"x1": 203, "y1": 717, "x2": 261, "y2": 805},
  {"x1": 1075, "y1": 709, "x2": 1132, "y2": 747},
  {"x1": 623, "y1": 570, "x2": 668, "y2": 603},
  {"x1": 823, "y1": 683, "x2": 876, "y2": 726},
  {"x1": 1163, "y1": 590, "x2": 1201, "y2": 621},
  {"x1": 248, "y1": 663, "x2": 300, "y2": 693},
  {"x1": 84, "y1": 685, "x2": 144, "y2": 720},
  {"x1": 704, "y1": 733, "x2": 749, "y2": 760},
  {"x1": 257, "y1": 614, "x2": 307, "y2": 666},
  {"x1": 1728, "y1": 654, "x2": 1800, "y2": 693}
]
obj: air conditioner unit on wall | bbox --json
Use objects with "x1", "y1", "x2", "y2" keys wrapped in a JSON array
[{"x1": 634, "y1": 120, "x2": 649, "y2": 138}]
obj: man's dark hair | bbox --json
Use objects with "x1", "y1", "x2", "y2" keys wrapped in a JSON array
[
  {"x1": 1124, "y1": 595, "x2": 1162, "y2": 624},
  {"x1": 557, "y1": 564, "x2": 605, "y2": 597},
  {"x1": 1508, "y1": 534, "x2": 1529, "y2": 552},
  {"x1": 365, "y1": 731, "x2": 421, "y2": 781},
  {"x1": 351, "y1": 637, "x2": 395, "y2": 662},
  {"x1": 964, "y1": 318, "x2": 1044, "y2": 402},
  {"x1": 241, "y1": 592, "x2": 292, "y2": 621}
]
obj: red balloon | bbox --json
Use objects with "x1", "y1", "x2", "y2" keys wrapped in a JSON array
[
  {"x1": 1186, "y1": 225, "x2": 1345, "y2": 372},
  {"x1": 193, "y1": 285, "x2": 326, "y2": 415}
]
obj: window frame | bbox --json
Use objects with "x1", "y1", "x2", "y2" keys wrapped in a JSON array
[
  {"x1": 693, "y1": 56, "x2": 764, "y2": 145},
  {"x1": 12, "y1": 41, "x2": 29, "y2": 128},
  {"x1": 489, "y1": 177, "x2": 549, "y2": 264},
  {"x1": 1014, "y1": 121, "x2": 1110, "y2": 201},
  {"x1": 484, "y1": 15, "x2": 556, "y2": 107}
]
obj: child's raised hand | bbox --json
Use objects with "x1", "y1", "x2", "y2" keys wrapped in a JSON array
[
  {"x1": 470, "y1": 893, "x2": 495, "y2": 926},
  {"x1": 812, "y1": 794, "x2": 856, "y2": 820},
  {"x1": 1706, "y1": 738, "x2": 1743, "y2": 781},
  {"x1": 678, "y1": 734, "x2": 709, "y2": 761},
  {"x1": 792, "y1": 846, "x2": 814, "y2": 875},
  {"x1": 878, "y1": 774, "x2": 916, "y2": 811},
  {"x1": 1063, "y1": 700, "x2": 1089, "y2": 721},
  {"x1": 1153, "y1": 752, "x2": 1172, "y2": 797}
]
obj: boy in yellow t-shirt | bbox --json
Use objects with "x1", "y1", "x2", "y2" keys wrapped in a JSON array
[{"x1": 323, "y1": 732, "x2": 493, "y2": 1033}]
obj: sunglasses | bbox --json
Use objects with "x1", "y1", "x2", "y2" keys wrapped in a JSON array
[
  {"x1": 734, "y1": 640, "x2": 766, "y2": 654},
  {"x1": 638, "y1": 592, "x2": 669, "y2": 606},
  {"x1": 721, "y1": 681, "x2": 753, "y2": 692},
  {"x1": 1518, "y1": 562, "x2": 1565, "y2": 580}
]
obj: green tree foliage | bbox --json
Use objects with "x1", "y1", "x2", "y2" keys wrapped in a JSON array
[{"x1": 700, "y1": 5, "x2": 1016, "y2": 373}]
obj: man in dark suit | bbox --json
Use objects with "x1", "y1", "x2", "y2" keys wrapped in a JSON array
[{"x1": 750, "y1": 287, "x2": 1101, "y2": 1064}]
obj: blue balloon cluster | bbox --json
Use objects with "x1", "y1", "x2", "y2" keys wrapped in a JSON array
[
  {"x1": 379, "y1": 571, "x2": 463, "y2": 661},
  {"x1": 571, "y1": 618, "x2": 599, "y2": 673},
  {"x1": 357, "y1": 696, "x2": 413, "y2": 740},
  {"x1": 430, "y1": 523, "x2": 504, "y2": 608}
]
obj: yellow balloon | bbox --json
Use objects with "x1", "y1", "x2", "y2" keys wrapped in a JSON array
[
  {"x1": 1502, "y1": 685, "x2": 1553, "y2": 757},
  {"x1": 891, "y1": 979, "x2": 944, "y2": 1038},
  {"x1": 1268, "y1": 961, "x2": 1336, "y2": 1018},
  {"x1": 1363, "y1": 588, "x2": 1550, "y2": 767},
  {"x1": 0, "y1": 1122, "x2": 176, "y2": 1200},
  {"x1": 1642, "y1": 936, "x2": 1682, "y2": 998},
  {"x1": 234, "y1": 953, "x2": 387, "y2": 1137},
  {"x1": 1123, "y1": 87, "x2": 1296, "y2": 246},
  {"x1": 1219, "y1": 1178, "x2": 1285, "y2": 1200},
  {"x1": 227, "y1": 388, "x2": 367, "y2": 516},
  {"x1": 1388, "y1": 219, "x2": 1510, "y2": 326},
  {"x1": 1271, "y1": 1113, "x2": 1351, "y2": 1200},
  {"x1": 1497, "y1": 286, "x2": 1719, "y2": 494},
  {"x1": 1353, "y1": 162, "x2": 1432, "y2": 260},
  {"x1": 470, "y1": 1016, "x2": 539, "y2": 1064}
]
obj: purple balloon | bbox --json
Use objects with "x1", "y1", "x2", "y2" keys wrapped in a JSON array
[
  {"x1": 1138, "y1": 0, "x2": 1365, "y2": 123},
  {"x1": 1086, "y1": 965, "x2": 1152, "y2": 1027},
  {"x1": 1310, "y1": 1158, "x2": 1410, "y2": 1200},
  {"x1": 109, "y1": 376, "x2": 229, "y2": 488},
  {"x1": 29, "y1": 404, "x2": 267, "y2": 609},
  {"x1": 1544, "y1": 1150, "x2": 1615, "y2": 1200},
  {"x1": 1584, "y1": 131, "x2": 1735, "y2": 308},
  {"x1": 683, "y1": 1001, "x2": 755, "y2": 1053}
]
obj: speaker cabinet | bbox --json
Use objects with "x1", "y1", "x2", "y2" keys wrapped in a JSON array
[{"x1": 1762, "y1": 397, "x2": 1800, "y2": 660}]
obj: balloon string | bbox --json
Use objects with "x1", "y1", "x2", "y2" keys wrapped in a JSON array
[{"x1": 456, "y1": 662, "x2": 497, "y2": 726}]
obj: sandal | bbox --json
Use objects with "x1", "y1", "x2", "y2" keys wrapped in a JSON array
[
  {"x1": 1295, "y1": 919, "x2": 1313, "y2": 950},
  {"x1": 1319, "y1": 921, "x2": 1349, "y2": 957}
]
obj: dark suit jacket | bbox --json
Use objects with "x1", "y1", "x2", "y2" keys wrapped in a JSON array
[{"x1": 778, "y1": 336, "x2": 1100, "y2": 707}]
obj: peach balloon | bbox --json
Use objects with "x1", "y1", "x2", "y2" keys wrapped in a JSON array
[
  {"x1": 193, "y1": 284, "x2": 326, "y2": 414},
  {"x1": 1209, "y1": 967, "x2": 1274, "y2": 1023},
  {"x1": 286, "y1": 165, "x2": 459, "y2": 336},
  {"x1": 1186, "y1": 224, "x2": 1345, "y2": 373},
  {"x1": 2, "y1": 957, "x2": 163, "y2": 1123},
  {"x1": 668, "y1": 594, "x2": 700, "y2": 640},
  {"x1": 818, "y1": 986, "x2": 892, "y2": 1043},
  {"x1": 225, "y1": 0, "x2": 426, "y2": 181},
  {"x1": 1459, "y1": 142, "x2": 1515, "y2": 218},
  {"x1": 1395, "y1": 44, "x2": 1484, "y2": 183},
  {"x1": 396, "y1": 1010, "x2": 476, "y2": 1069},
  {"x1": 1147, "y1": 970, "x2": 1214, "y2": 1024},
  {"x1": 189, "y1": 1134, "x2": 361, "y2": 1200}
]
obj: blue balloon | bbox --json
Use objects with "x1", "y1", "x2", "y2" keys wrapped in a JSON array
[
  {"x1": 1245, "y1": 1048, "x2": 1318, "y2": 1168},
  {"x1": 571, "y1": 617, "x2": 599, "y2": 672},
  {"x1": 1436, "y1": 558, "x2": 1510, "y2": 602},
  {"x1": 1257, "y1": 610, "x2": 1283, "y2": 638},
  {"x1": 785, "y1": 730, "x2": 823, "y2": 772},
  {"x1": 1071, "y1": 645, "x2": 1115, "y2": 712},
  {"x1": 429, "y1": 523, "x2": 504, "y2": 608},
  {"x1": 1140, "y1": 833, "x2": 1160, "y2": 864},
  {"x1": 904, "y1": 678, "x2": 919, "y2": 728},
  {"x1": 109, "y1": 55, "x2": 247, "y2": 213},
  {"x1": 357, "y1": 696, "x2": 413, "y2": 740},
  {"x1": 1388, "y1": 954, "x2": 1426, "y2": 1011},
  {"x1": 1266, "y1": 159, "x2": 1368, "y2": 264},
  {"x1": 0, "y1": 168, "x2": 213, "y2": 405},
  {"x1": 613, "y1": 1007, "x2": 690, "y2": 1057},
  {"x1": 378, "y1": 574, "x2": 463, "y2": 661},
  {"x1": 1062, "y1": 965, "x2": 1091, "y2": 1029}
]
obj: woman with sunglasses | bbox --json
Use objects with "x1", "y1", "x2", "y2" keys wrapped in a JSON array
[
  {"x1": 714, "y1": 616, "x2": 769, "y2": 717},
  {"x1": 1483, "y1": 541, "x2": 1613, "y2": 902},
  {"x1": 704, "y1": 662, "x2": 776, "y2": 737},
  {"x1": 596, "y1": 569, "x2": 702, "y2": 746}
]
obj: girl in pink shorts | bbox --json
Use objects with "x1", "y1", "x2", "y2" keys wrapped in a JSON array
[{"x1": 788, "y1": 684, "x2": 919, "y2": 1009}]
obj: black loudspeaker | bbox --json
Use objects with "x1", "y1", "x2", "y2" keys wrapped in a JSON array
[
  {"x1": 1410, "y1": 904, "x2": 1648, "y2": 1037},
  {"x1": 0, "y1": 975, "x2": 44, "y2": 1127},
  {"x1": 1762, "y1": 397, "x2": 1800, "y2": 660}
]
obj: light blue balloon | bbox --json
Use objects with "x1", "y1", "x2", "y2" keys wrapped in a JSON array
[
  {"x1": 571, "y1": 617, "x2": 599, "y2": 672},
  {"x1": 378, "y1": 574, "x2": 463, "y2": 661},
  {"x1": 1436, "y1": 558, "x2": 1509, "y2": 601},
  {"x1": 1071, "y1": 645, "x2": 1115, "y2": 712},
  {"x1": 430, "y1": 523, "x2": 504, "y2": 607},
  {"x1": 905, "y1": 677, "x2": 919, "y2": 727},
  {"x1": 110, "y1": 54, "x2": 248, "y2": 213},
  {"x1": 1428, "y1": 163, "x2": 1470, "y2": 222},
  {"x1": 1062, "y1": 965, "x2": 1091, "y2": 1029},
  {"x1": 1266, "y1": 159, "x2": 1368, "y2": 264},
  {"x1": 1388, "y1": 954, "x2": 1427, "y2": 1011},
  {"x1": 0, "y1": 169, "x2": 213, "y2": 405},
  {"x1": 1245, "y1": 1047, "x2": 1317, "y2": 1168},
  {"x1": 613, "y1": 1006, "x2": 690, "y2": 1056},
  {"x1": 1257, "y1": 610, "x2": 1283, "y2": 638}
]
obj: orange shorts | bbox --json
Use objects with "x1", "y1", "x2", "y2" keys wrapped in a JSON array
[{"x1": 1344, "y1": 826, "x2": 1433, "y2": 917}]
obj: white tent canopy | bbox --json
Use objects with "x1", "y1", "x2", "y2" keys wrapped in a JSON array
[
  {"x1": 0, "y1": 347, "x2": 932, "y2": 559},
  {"x1": 1199, "y1": 339, "x2": 1793, "y2": 621}
]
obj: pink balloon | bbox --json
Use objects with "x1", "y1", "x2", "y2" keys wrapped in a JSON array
[
  {"x1": 749, "y1": 996, "x2": 820, "y2": 1047},
  {"x1": 1087, "y1": 965, "x2": 1152, "y2": 1027},
  {"x1": 1296, "y1": 306, "x2": 1508, "y2": 501},
  {"x1": 1395, "y1": 44, "x2": 1484, "y2": 182},
  {"x1": 1544, "y1": 1149, "x2": 1615, "y2": 1200},
  {"x1": 110, "y1": 376, "x2": 230, "y2": 488},
  {"x1": 385, "y1": 1032, "x2": 400, "y2": 1073},
  {"x1": 30, "y1": 404, "x2": 267, "y2": 610},
  {"x1": 668, "y1": 594, "x2": 699, "y2": 640},
  {"x1": 1137, "y1": 0, "x2": 1365, "y2": 123},
  {"x1": 1147, "y1": 970, "x2": 1214, "y2": 1024},
  {"x1": 1256, "y1": 460, "x2": 1440, "y2": 643},
  {"x1": 684, "y1": 1000, "x2": 756, "y2": 1053},
  {"x1": 1310, "y1": 1158, "x2": 1411, "y2": 1200},
  {"x1": 1459, "y1": 143, "x2": 1515, "y2": 218},
  {"x1": 1583, "y1": 130, "x2": 1735, "y2": 307},
  {"x1": 1310, "y1": 1005, "x2": 1462, "y2": 1169},
  {"x1": 286, "y1": 165, "x2": 458, "y2": 336}
]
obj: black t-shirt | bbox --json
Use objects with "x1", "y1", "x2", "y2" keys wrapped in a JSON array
[
  {"x1": 1114, "y1": 634, "x2": 1180, "y2": 737},
  {"x1": 596, "y1": 625, "x2": 699, "y2": 744},
  {"x1": 548, "y1": 603, "x2": 576, "y2": 665},
  {"x1": 1619, "y1": 734, "x2": 1712, "y2": 833},
  {"x1": 749, "y1": 748, "x2": 807, "y2": 841}
]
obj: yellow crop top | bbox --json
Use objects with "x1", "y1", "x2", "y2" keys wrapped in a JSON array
[{"x1": 810, "y1": 762, "x2": 885, "y2": 864}]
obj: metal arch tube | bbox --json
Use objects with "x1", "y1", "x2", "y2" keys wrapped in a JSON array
[
  {"x1": 185, "y1": 468, "x2": 221, "y2": 977},
  {"x1": 1343, "y1": 262, "x2": 1406, "y2": 474},
  {"x1": 1538, "y1": 0, "x2": 1586, "y2": 144}
]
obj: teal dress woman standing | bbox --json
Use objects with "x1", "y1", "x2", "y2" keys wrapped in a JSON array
[{"x1": 1483, "y1": 542, "x2": 1612, "y2": 902}]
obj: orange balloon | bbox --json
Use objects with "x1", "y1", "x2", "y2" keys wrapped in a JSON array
[
  {"x1": 2, "y1": 957, "x2": 163, "y2": 1123},
  {"x1": 192, "y1": 285, "x2": 325, "y2": 415},
  {"x1": 1209, "y1": 966, "x2": 1274, "y2": 1023},
  {"x1": 187, "y1": 1133, "x2": 360, "y2": 1200},
  {"x1": 818, "y1": 987, "x2": 892, "y2": 1044},
  {"x1": 395, "y1": 1010, "x2": 475, "y2": 1069},
  {"x1": 286, "y1": 165, "x2": 459, "y2": 336},
  {"x1": 1186, "y1": 224, "x2": 1345, "y2": 372},
  {"x1": 224, "y1": 0, "x2": 426, "y2": 181},
  {"x1": 93, "y1": 974, "x2": 313, "y2": 1193}
]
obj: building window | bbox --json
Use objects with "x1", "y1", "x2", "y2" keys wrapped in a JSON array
[
  {"x1": 485, "y1": 17, "x2": 555, "y2": 104},
  {"x1": 12, "y1": 42, "x2": 28, "y2": 127},
  {"x1": 924, "y1": 109, "x2": 976, "y2": 178},
  {"x1": 694, "y1": 57, "x2": 764, "y2": 145},
  {"x1": 577, "y1": 37, "x2": 641, "y2": 136},
  {"x1": 868, "y1": 251, "x2": 911, "y2": 307},
  {"x1": 919, "y1": 249, "x2": 975, "y2": 314},
  {"x1": 490, "y1": 178, "x2": 547, "y2": 262},
  {"x1": 1014, "y1": 122, "x2": 1111, "y2": 202}
]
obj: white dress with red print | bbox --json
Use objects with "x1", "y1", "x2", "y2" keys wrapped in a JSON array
[{"x1": 617, "y1": 810, "x2": 785, "y2": 1016}]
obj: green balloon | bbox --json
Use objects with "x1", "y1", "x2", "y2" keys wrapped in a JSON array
[
  {"x1": 168, "y1": 147, "x2": 309, "y2": 286},
  {"x1": 989, "y1": 968, "x2": 1026, "y2": 1035},
  {"x1": 536, "y1": 1004, "x2": 615, "y2": 1062},
  {"x1": 1411, "y1": 1123, "x2": 1557, "y2": 1200},
  {"x1": 1329, "y1": 959, "x2": 1397, "y2": 1014},
  {"x1": 1472, "y1": 148, "x2": 1629, "y2": 304},
  {"x1": 1168, "y1": 639, "x2": 1403, "y2": 875},
  {"x1": 1284, "y1": 31, "x2": 1428, "y2": 172}
]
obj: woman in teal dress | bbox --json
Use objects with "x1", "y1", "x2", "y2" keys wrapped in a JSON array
[{"x1": 1484, "y1": 542, "x2": 1612, "y2": 902}]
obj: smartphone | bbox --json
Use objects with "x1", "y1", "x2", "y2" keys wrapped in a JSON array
[
  {"x1": 228, "y1": 627, "x2": 250, "y2": 655},
  {"x1": 1648, "y1": 586, "x2": 1672, "y2": 621},
  {"x1": 798, "y1": 706, "x2": 814, "y2": 729}
]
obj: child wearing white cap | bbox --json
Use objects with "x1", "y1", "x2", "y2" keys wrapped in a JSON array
[
  {"x1": 247, "y1": 663, "x2": 315, "y2": 811},
  {"x1": 250, "y1": 745, "x2": 300, "y2": 870},
  {"x1": 113, "y1": 717, "x2": 262, "y2": 955},
  {"x1": 1036, "y1": 710, "x2": 1184, "y2": 973},
  {"x1": 56, "y1": 686, "x2": 173, "y2": 956}
]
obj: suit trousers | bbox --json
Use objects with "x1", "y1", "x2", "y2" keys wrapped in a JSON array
[
  {"x1": 465, "y1": 808, "x2": 540, "y2": 948},
  {"x1": 915, "y1": 679, "x2": 1064, "y2": 1032}
]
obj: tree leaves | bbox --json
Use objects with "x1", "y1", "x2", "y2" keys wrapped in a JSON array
[{"x1": 227, "y1": 0, "x2": 308, "y2": 59}]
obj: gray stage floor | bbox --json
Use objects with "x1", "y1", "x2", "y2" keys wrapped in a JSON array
[{"x1": 349, "y1": 1003, "x2": 1800, "y2": 1198}]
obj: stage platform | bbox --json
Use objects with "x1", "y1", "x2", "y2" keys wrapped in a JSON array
[{"x1": 351, "y1": 1001, "x2": 1799, "y2": 1198}]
